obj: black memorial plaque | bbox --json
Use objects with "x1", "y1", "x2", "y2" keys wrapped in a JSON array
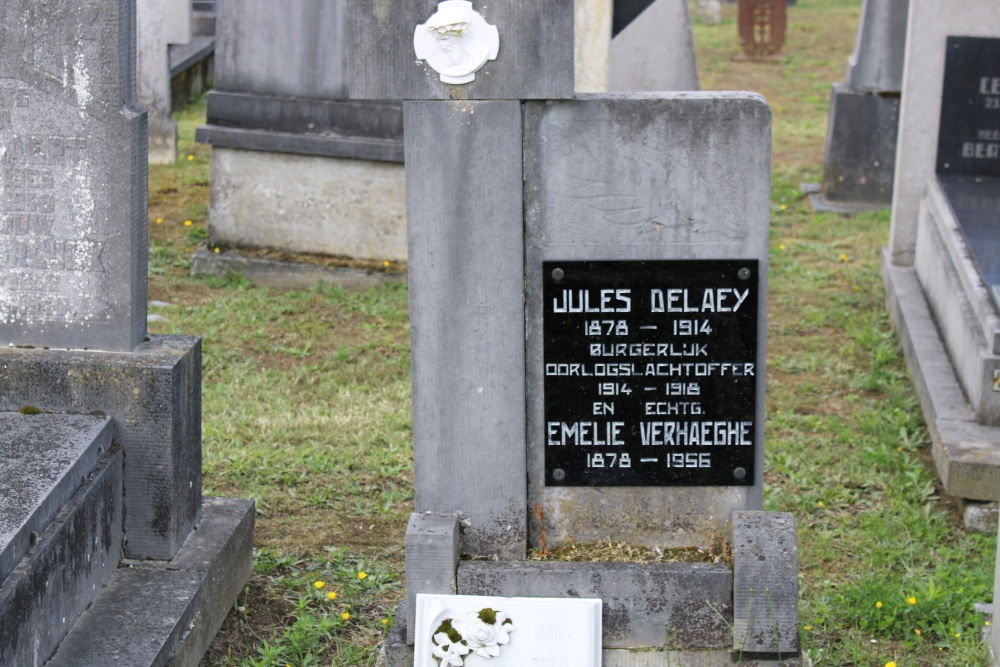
[
  {"x1": 543, "y1": 260, "x2": 759, "y2": 487},
  {"x1": 936, "y1": 37, "x2": 1000, "y2": 178}
]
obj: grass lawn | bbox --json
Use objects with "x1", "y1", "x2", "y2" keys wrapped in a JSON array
[{"x1": 147, "y1": 1, "x2": 996, "y2": 665}]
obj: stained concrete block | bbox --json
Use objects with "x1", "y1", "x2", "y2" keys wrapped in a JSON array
[
  {"x1": 889, "y1": 0, "x2": 1000, "y2": 266},
  {"x1": 961, "y1": 500, "x2": 999, "y2": 534},
  {"x1": 523, "y1": 94, "x2": 771, "y2": 551},
  {"x1": 608, "y1": 0, "x2": 699, "y2": 92},
  {"x1": 404, "y1": 513, "x2": 460, "y2": 645},
  {"x1": 45, "y1": 497, "x2": 254, "y2": 667},
  {"x1": 348, "y1": 0, "x2": 575, "y2": 101},
  {"x1": 732, "y1": 512, "x2": 799, "y2": 656},
  {"x1": 0, "y1": 413, "x2": 112, "y2": 584},
  {"x1": 214, "y1": 0, "x2": 347, "y2": 99},
  {"x1": 205, "y1": 147, "x2": 407, "y2": 262},
  {"x1": 0, "y1": 337, "x2": 203, "y2": 561},
  {"x1": 0, "y1": 448, "x2": 123, "y2": 667},
  {"x1": 457, "y1": 561, "x2": 733, "y2": 649},
  {"x1": 404, "y1": 101, "x2": 526, "y2": 560},
  {"x1": 575, "y1": 0, "x2": 612, "y2": 93},
  {"x1": 0, "y1": 0, "x2": 148, "y2": 352}
]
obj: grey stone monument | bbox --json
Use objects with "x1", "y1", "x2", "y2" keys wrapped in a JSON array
[
  {"x1": 883, "y1": 0, "x2": 1000, "y2": 532},
  {"x1": 608, "y1": 0, "x2": 700, "y2": 92},
  {"x1": 349, "y1": 1, "x2": 798, "y2": 664},
  {"x1": 138, "y1": 0, "x2": 192, "y2": 164},
  {"x1": 809, "y1": 0, "x2": 909, "y2": 212},
  {"x1": 0, "y1": 1, "x2": 252, "y2": 664},
  {"x1": 194, "y1": 0, "x2": 406, "y2": 286}
]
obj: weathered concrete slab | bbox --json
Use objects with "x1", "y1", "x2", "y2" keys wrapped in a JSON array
[
  {"x1": 523, "y1": 94, "x2": 771, "y2": 550},
  {"x1": 404, "y1": 513, "x2": 460, "y2": 644},
  {"x1": 190, "y1": 248, "x2": 406, "y2": 291},
  {"x1": 205, "y1": 147, "x2": 406, "y2": 262},
  {"x1": 0, "y1": 337, "x2": 203, "y2": 560},
  {"x1": 608, "y1": 0, "x2": 699, "y2": 92},
  {"x1": 45, "y1": 497, "x2": 254, "y2": 667},
  {"x1": 889, "y1": 0, "x2": 1000, "y2": 266},
  {"x1": 914, "y1": 181, "x2": 1000, "y2": 426},
  {"x1": 0, "y1": 448, "x2": 123, "y2": 667},
  {"x1": 405, "y1": 101, "x2": 526, "y2": 560},
  {"x1": 214, "y1": 0, "x2": 347, "y2": 99},
  {"x1": 883, "y1": 251, "x2": 1000, "y2": 503},
  {"x1": 458, "y1": 561, "x2": 733, "y2": 649},
  {"x1": 348, "y1": 0, "x2": 575, "y2": 100},
  {"x1": 0, "y1": 0, "x2": 148, "y2": 352},
  {"x1": 732, "y1": 511, "x2": 799, "y2": 655},
  {"x1": 0, "y1": 412, "x2": 111, "y2": 584}
]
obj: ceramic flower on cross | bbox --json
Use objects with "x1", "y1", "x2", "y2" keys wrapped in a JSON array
[{"x1": 431, "y1": 630, "x2": 471, "y2": 666}]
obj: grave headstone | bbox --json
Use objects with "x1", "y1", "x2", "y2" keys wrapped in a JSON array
[
  {"x1": 608, "y1": 0, "x2": 700, "y2": 91},
  {"x1": 138, "y1": 0, "x2": 193, "y2": 164},
  {"x1": 695, "y1": 0, "x2": 723, "y2": 25},
  {"x1": 194, "y1": 0, "x2": 407, "y2": 282},
  {"x1": 738, "y1": 0, "x2": 787, "y2": 58},
  {"x1": 0, "y1": 0, "x2": 252, "y2": 662},
  {"x1": 811, "y1": 0, "x2": 909, "y2": 212},
  {"x1": 350, "y1": 2, "x2": 799, "y2": 664},
  {"x1": 883, "y1": 0, "x2": 1000, "y2": 532}
]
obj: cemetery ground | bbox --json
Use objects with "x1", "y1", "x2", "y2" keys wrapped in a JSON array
[{"x1": 145, "y1": 2, "x2": 994, "y2": 665}]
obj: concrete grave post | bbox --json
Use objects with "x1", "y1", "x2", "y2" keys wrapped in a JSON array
[{"x1": 138, "y1": 0, "x2": 193, "y2": 164}]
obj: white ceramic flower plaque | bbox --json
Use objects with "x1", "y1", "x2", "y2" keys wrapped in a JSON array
[
  {"x1": 415, "y1": 594, "x2": 602, "y2": 667},
  {"x1": 413, "y1": 1, "x2": 500, "y2": 84}
]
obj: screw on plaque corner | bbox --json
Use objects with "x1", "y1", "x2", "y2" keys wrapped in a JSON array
[
  {"x1": 738, "y1": 268, "x2": 751, "y2": 281},
  {"x1": 552, "y1": 468, "x2": 566, "y2": 482},
  {"x1": 733, "y1": 467, "x2": 747, "y2": 481},
  {"x1": 551, "y1": 268, "x2": 565, "y2": 282}
]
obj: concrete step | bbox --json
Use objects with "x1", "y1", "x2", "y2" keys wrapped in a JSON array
[
  {"x1": 45, "y1": 497, "x2": 255, "y2": 667},
  {"x1": 0, "y1": 441, "x2": 123, "y2": 667},
  {"x1": 0, "y1": 412, "x2": 113, "y2": 584}
]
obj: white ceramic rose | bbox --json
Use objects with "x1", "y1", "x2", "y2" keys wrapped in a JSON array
[{"x1": 431, "y1": 608, "x2": 515, "y2": 665}]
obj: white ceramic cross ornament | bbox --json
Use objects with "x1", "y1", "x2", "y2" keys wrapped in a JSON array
[{"x1": 414, "y1": 0, "x2": 500, "y2": 84}]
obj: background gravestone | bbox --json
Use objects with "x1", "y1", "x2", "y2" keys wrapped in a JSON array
[
  {"x1": 883, "y1": 0, "x2": 1000, "y2": 532},
  {"x1": 0, "y1": 1, "x2": 252, "y2": 663},
  {"x1": 195, "y1": 0, "x2": 407, "y2": 283},
  {"x1": 810, "y1": 0, "x2": 909, "y2": 212},
  {"x1": 608, "y1": 0, "x2": 700, "y2": 92},
  {"x1": 0, "y1": 0, "x2": 147, "y2": 353},
  {"x1": 138, "y1": 0, "x2": 192, "y2": 164}
]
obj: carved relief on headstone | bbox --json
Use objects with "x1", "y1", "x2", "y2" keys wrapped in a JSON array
[{"x1": 738, "y1": 0, "x2": 787, "y2": 57}]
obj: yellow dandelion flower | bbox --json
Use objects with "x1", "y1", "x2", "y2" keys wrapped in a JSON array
[
  {"x1": 382, "y1": 618, "x2": 390, "y2": 625},
  {"x1": 876, "y1": 601, "x2": 882, "y2": 609},
  {"x1": 840, "y1": 253, "x2": 848, "y2": 262},
  {"x1": 817, "y1": 501, "x2": 824, "y2": 508},
  {"x1": 155, "y1": 217, "x2": 163, "y2": 224},
  {"x1": 986, "y1": 621, "x2": 993, "y2": 627},
  {"x1": 803, "y1": 625, "x2": 812, "y2": 631},
  {"x1": 327, "y1": 591, "x2": 337, "y2": 601},
  {"x1": 184, "y1": 220, "x2": 192, "y2": 227},
  {"x1": 908, "y1": 596, "x2": 917, "y2": 605},
  {"x1": 314, "y1": 580, "x2": 325, "y2": 590},
  {"x1": 914, "y1": 628, "x2": 921, "y2": 636},
  {"x1": 954, "y1": 632, "x2": 961, "y2": 638},
  {"x1": 187, "y1": 154, "x2": 194, "y2": 161},
  {"x1": 383, "y1": 260, "x2": 390, "y2": 267},
  {"x1": 214, "y1": 247, "x2": 220, "y2": 254},
  {"x1": 359, "y1": 571, "x2": 368, "y2": 580},
  {"x1": 885, "y1": 662, "x2": 896, "y2": 667},
  {"x1": 342, "y1": 612, "x2": 350, "y2": 621},
  {"x1": 780, "y1": 204, "x2": 787, "y2": 211},
  {"x1": 779, "y1": 244, "x2": 786, "y2": 251}
]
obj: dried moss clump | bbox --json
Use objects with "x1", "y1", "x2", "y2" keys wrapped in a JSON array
[{"x1": 528, "y1": 537, "x2": 730, "y2": 564}]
